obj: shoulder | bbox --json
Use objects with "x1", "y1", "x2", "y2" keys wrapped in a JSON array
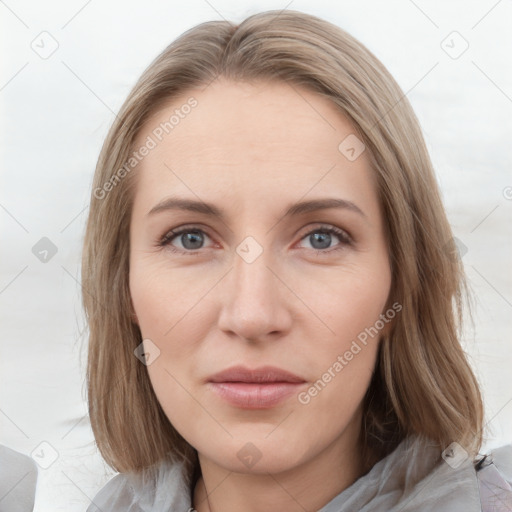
[
  {"x1": 87, "y1": 457, "x2": 193, "y2": 512},
  {"x1": 475, "y1": 443, "x2": 512, "y2": 511},
  {"x1": 0, "y1": 445, "x2": 38, "y2": 512},
  {"x1": 87, "y1": 471, "x2": 139, "y2": 512}
]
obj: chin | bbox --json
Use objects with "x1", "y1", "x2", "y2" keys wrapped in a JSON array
[{"x1": 197, "y1": 433, "x2": 314, "y2": 475}]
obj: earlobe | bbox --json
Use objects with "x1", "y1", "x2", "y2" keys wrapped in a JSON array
[
  {"x1": 380, "y1": 316, "x2": 395, "y2": 338},
  {"x1": 129, "y1": 299, "x2": 139, "y2": 325}
]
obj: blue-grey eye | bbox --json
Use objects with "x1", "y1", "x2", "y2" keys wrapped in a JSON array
[
  {"x1": 179, "y1": 230, "x2": 204, "y2": 250},
  {"x1": 309, "y1": 231, "x2": 332, "y2": 250}
]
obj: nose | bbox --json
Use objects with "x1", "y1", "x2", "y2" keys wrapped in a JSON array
[{"x1": 216, "y1": 244, "x2": 293, "y2": 343}]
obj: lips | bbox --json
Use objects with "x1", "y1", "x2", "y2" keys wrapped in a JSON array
[
  {"x1": 207, "y1": 365, "x2": 306, "y2": 409},
  {"x1": 208, "y1": 365, "x2": 305, "y2": 384}
]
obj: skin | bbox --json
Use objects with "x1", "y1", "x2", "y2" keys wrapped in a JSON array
[{"x1": 129, "y1": 78, "x2": 392, "y2": 512}]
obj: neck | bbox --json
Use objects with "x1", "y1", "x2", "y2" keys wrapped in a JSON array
[{"x1": 193, "y1": 421, "x2": 367, "y2": 512}]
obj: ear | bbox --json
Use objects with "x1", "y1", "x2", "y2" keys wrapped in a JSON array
[
  {"x1": 129, "y1": 298, "x2": 139, "y2": 325},
  {"x1": 381, "y1": 317, "x2": 393, "y2": 338},
  {"x1": 379, "y1": 304, "x2": 398, "y2": 339},
  {"x1": 379, "y1": 296, "x2": 400, "y2": 339}
]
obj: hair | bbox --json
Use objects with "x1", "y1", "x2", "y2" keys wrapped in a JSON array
[{"x1": 81, "y1": 9, "x2": 485, "y2": 481}]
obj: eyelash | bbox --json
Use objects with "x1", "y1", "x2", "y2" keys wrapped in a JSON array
[{"x1": 157, "y1": 224, "x2": 353, "y2": 256}]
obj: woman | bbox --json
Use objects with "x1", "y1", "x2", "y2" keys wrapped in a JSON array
[{"x1": 82, "y1": 9, "x2": 511, "y2": 511}]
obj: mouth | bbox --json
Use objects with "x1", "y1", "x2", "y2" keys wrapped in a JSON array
[{"x1": 207, "y1": 365, "x2": 307, "y2": 409}]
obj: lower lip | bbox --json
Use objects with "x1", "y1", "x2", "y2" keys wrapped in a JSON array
[{"x1": 208, "y1": 382, "x2": 305, "y2": 409}]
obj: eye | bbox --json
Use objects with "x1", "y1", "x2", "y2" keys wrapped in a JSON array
[
  {"x1": 158, "y1": 226, "x2": 213, "y2": 254},
  {"x1": 297, "y1": 225, "x2": 352, "y2": 253}
]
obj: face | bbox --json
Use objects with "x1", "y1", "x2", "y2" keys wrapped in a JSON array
[{"x1": 129, "y1": 79, "x2": 392, "y2": 475}]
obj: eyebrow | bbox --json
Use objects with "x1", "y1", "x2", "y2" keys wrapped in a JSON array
[{"x1": 147, "y1": 196, "x2": 366, "y2": 220}]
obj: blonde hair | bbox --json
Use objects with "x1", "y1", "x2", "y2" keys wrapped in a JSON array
[{"x1": 82, "y1": 9, "x2": 484, "y2": 477}]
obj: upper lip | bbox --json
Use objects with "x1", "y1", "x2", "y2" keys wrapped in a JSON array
[{"x1": 208, "y1": 365, "x2": 305, "y2": 384}]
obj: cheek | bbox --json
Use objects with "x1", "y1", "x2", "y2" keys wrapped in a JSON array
[
  {"x1": 129, "y1": 257, "x2": 214, "y2": 340},
  {"x1": 294, "y1": 303, "x2": 382, "y2": 451},
  {"x1": 130, "y1": 266, "x2": 205, "y2": 437},
  {"x1": 130, "y1": 261, "x2": 170, "y2": 330},
  {"x1": 129, "y1": 259, "x2": 214, "y2": 416},
  {"x1": 292, "y1": 263, "x2": 390, "y2": 409},
  {"x1": 299, "y1": 264, "x2": 391, "y2": 345}
]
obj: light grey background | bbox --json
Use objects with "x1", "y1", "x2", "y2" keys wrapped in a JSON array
[{"x1": 1, "y1": 0, "x2": 511, "y2": 510}]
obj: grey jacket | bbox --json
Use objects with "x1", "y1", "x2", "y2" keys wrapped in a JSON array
[
  {"x1": 0, "y1": 445, "x2": 38, "y2": 512},
  {"x1": 87, "y1": 435, "x2": 512, "y2": 512}
]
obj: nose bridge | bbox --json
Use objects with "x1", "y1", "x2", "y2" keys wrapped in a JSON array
[
  {"x1": 217, "y1": 236, "x2": 290, "y2": 340},
  {"x1": 233, "y1": 239, "x2": 274, "y2": 302}
]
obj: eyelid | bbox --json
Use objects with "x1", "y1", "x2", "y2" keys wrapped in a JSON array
[
  {"x1": 296, "y1": 223, "x2": 352, "y2": 244},
  {"x1": 294, "y1": 224, "x2": 352, "y2": 253},
  {"x1": 159, "y1": 224, "x2": 216, "y2": 251}
]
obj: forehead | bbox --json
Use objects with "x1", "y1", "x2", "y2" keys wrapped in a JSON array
[
  {"x1": 131, "y1": 79, "x2": 378, "y2": 217},
  {"x1": 138, "y1": 78, "x2": 357, "y2": 156}
]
